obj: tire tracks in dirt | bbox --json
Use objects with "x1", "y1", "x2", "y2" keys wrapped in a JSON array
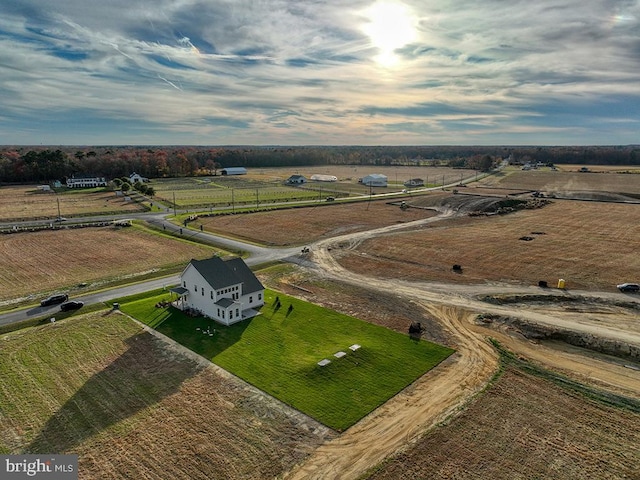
[
  {"x1": 283, "y1": 211, "x2": 640, "y2": 480},
  {"x1": 283, "y1": 218, "x2": 500, "y2": 479}
]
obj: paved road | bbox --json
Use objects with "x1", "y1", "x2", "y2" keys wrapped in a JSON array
[{"x1": 0, "y1": 216, "x2": 302, "y2": 327}]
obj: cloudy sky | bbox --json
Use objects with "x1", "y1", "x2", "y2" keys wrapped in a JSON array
[{"x1": 1, "y1": 0, "x2": 639, "y2": 145}]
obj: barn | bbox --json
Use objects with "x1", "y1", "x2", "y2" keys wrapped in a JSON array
[
  {"x1": 221, "y1": 167, "x2": 248, "y2": 175},
  {"x1": 360, "y1": 174, "x2": 388, "y2": 187}
]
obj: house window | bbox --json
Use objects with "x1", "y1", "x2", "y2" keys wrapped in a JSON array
[
  {"x1": 195, "y1": 285, "x2": 198, "y2": 292},
  {"x1": 236, "y1": 308, "x2": 239, "y2": 317},
  {"x1": 217, "y1": 308, "x2": 220, "y2": 317},
  {"x1": 222, "y1": 311, "x2": 225, "y2": 319},
  {"x1": 229, "y1": 310, "x2": 233, "y2": 319},
  {"x1": 183, "y1": 281, "x2": 186, "y2": 287},
  {"x1": 249, "y1": 296, "x2": 253, "y2": 303},
  {"x1": 211, "y1": 291, "x2": 213, "y2": 299},
  {"x1": 258, "y1": 293, "x2": 262, "y2": 301},
  {"x1": 202, "y1": 289, "x2": 204, "y2": 296}
]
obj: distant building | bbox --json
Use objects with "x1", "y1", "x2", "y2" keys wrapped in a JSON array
[
  {"x1": 404, "y1": 178, "x2": 424, "y2": 187},
  {"x1": 286, "y1": 174, "x2": 307, "y2": 184},
  {"x1": 221, "y1": 167, "x2": 248, "y2": 175},
  {"x1": 66, "y1": 174, "x2": 107, "y2": 188},
  {"x1": 310, "y1": 174, "x2": 338, "y2": 182},
  {"x1": 129, "y1": 172, "x2": 148, "y2": 183},
  {"x1": 359, "y1": 174, "x2": 388, "y2": 187}
]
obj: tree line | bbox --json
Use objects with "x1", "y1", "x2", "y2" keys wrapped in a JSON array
[{"x1": 0, "y1": 145, "x2": 637, "y2": 184}]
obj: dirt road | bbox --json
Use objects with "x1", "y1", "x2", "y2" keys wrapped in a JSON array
[{"x1": 283, "y1": 211, "x2": 640, "y2": 480}]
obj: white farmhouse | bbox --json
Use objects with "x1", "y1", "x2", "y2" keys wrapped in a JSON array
[
  {"x1": 172, "y1": 257, "x2": 264, "y2": 326},
  {"x1": 66, "y1": 174, "x2": 107, "y2": 188},
  {"x1": 129, "y1": 172, "x2": 148, "y2": 183}
]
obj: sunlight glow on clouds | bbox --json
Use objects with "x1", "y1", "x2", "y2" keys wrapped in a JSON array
[
  {"x1": 0, "y1": 0, "x2": 639, "y2": 145},
  {"x1": 362, "y1": 1, "x2": 418, "y2": 67}
]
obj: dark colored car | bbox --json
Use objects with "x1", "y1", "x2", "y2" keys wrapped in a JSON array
[
  {"x1": 60, "y1": 300, "x2": 84, "y2": 311},
  {"x1": 40, "y1": 293, "x2": 69, "y2": 307},
  {"x1": 617, "y1": 283, "x2": 639, "y2": 293}
]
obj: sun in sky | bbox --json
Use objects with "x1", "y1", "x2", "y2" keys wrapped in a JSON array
[{"x1": 361, "y1": 0, "x2": 418, "y2": 67}]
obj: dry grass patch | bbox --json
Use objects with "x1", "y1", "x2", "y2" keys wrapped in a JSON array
[
  {"x1": 0, "y1": 226, "x2": 217, "y2": 303},
  {"x1": 244, "y1": 165, "x2": 475, "y2": 185},
  {"x1": 368, "y1": 366, "x2": 640, "y2": 480},
  {"x1": 0, "y1": 185, "x2": 143, "y2": 221},
  {"x1": 480, "y1": 168, "x2": 640, "y2": 196},
  {"x1": 0, "y1": 313, "x2": 331, "y2": 479},
  {"x1": 199, "y1": 200, "x2": 436, "y2": 245},
  {"x1": 336, "y1": 200, "x2": 640, "y2": 290}
]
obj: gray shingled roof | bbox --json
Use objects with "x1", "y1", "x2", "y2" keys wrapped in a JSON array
[
  {"x1": 189, "y1": 257, "x2": 264, "y2": 294},
  {"x1": 215, "y1": 297, "x2": 236, "y2": 308},
  {"x1": 225, "y1": 257, "x2": 265, "y2": 294}
]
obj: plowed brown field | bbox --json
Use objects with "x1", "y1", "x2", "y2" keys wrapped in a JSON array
[
  {"x1": 0, "y1": 186, "x2": 143, "y2": 221},
  {"x1": 198, "y1": 199, "x2": 436, "y2": 245},
  {"x1": 0, "y1": 226, "x2": 216, "y2": 303},
  {"x1": 334, "y1": 199, "x2": 640, "y2": 291},
  {"x1": 0, "y1": 313, "x2": 331, "y2": 479},
  {"x1": 368, "y1": 366, "x2": 640, "y2": 480}
]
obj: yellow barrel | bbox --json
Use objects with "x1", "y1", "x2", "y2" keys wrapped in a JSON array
[{"x1": 557, "y1": 278, "x2": 566, "y2": 289}]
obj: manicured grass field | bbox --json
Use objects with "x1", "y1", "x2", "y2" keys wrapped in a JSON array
[{"x1": 120, "y1": 290, "x2": 454, "y2": 431}]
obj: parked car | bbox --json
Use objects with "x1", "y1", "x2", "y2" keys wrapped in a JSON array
[
  {"x1": 40, "y1": 293, "x2": 69, "y2": 307},
  {"x1": 325, "y1": 196, "x2": 335, "y2": 202},
  {"x1": 60, "y1": 300, "x2": 84, "y2": 311},
  {"x1": 617, "y1": 283, "x2": 639, "y2": 293}
]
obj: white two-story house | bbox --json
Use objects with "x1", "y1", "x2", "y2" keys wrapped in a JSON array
[{"x1": 172, "y1": 257, "x2": 265, "y2": 326}]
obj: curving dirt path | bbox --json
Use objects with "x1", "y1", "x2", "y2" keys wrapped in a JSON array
[
  {"x1": 283, "y1": 210, "x2": 640, "y2": 480},
  {"x1": 284, "y1": 304, "x2": 498, "y2": 480}
]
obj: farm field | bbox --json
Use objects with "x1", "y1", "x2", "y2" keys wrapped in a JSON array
[
  {"x1": 197, "y1": 198, "x2": 436, "y2": 245},
  {"x1": 0, "y1": 185, "x2": 144, "y2": 221},
  {"x1": 0, "y1": 312, "x2": 331, "y2": 479},
  {"x1": 334, "y1": 199, "x2": 640, "y2": 291},
  {"x1": 150, "y1": 165, "x2": 475, "y2": 209},
  {"x1": 367, "y1": 364, "x2": 640, "y2": 479},
  {"x1": 477, "y1": 167, "x2": 640, "y2": 197},
  {"x1": 151, "y1": 176, "x2": 320, "y2": 208},
  {"x1": 0, "y1": 225, "x2": 218, "y2": 305},
  {"x1": 243, "y1": 165, "x2": 476, "y2": 186},
  {"x1": 119, "y1": 289, "x2": 454, "y2": 431}
]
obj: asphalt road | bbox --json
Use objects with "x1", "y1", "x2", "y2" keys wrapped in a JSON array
[{"x1": 0, "y1": 216, "x2": 303, "y2": 327}]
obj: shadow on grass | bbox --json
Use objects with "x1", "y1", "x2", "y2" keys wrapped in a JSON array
[
  {"x1": 26, "y1": 331, "x2": 201, "y2": 454},
  {"x1": 136, "y1": 304, "x2": 253, "y2": 360}
]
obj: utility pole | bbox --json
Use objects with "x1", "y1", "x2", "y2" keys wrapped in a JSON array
[
  {"x1": 232, "y1": 188, "x2": 235, "y2": 213},
  {"x1": 256, "y1": 188, "x2": 259, "y2": 208},
  {"x1": 173, "y1": 192, "x2": 177, "y2": 217},
  {"x1": 56, "y1": 197, "x2": 61, "y2": 219}
]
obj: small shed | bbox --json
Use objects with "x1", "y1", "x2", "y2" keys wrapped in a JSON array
[
  {"x1": 404, "y1": 178, "x2": 424, "y2": 187},
  {"x1": 286, "y1": 174, "x2": 307, "y2": 184},
  {"x1": 221, "y1": 167, "x2": 248, "y2": 176},
  {"x1": 360, "y1": 174, "x2": 388, "y2": 187}
]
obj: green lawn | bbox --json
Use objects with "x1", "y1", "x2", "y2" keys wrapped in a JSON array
[{"x1": 120, "y1": 290, "x2": 454, "y2": 431}]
